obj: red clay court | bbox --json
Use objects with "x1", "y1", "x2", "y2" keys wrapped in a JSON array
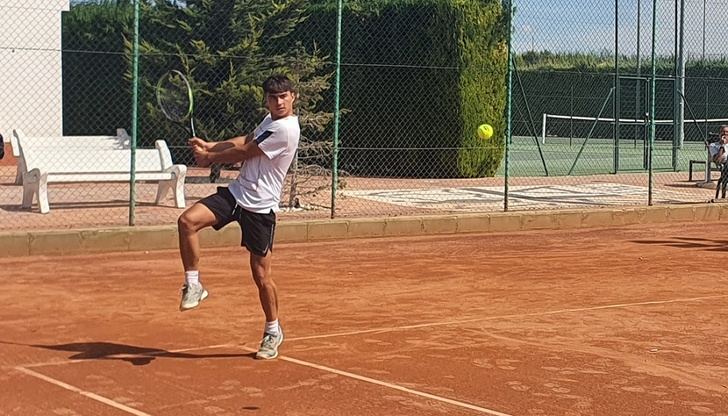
[{"x1": 1, "y1": 222, "x2": 727, "y2": 415}]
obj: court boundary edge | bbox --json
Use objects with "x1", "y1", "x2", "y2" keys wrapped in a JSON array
[{"x1": 2, "y1": 203, "x2": 726, "y2": 257}]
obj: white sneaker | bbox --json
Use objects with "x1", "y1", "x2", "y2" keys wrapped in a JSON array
[
  {"x1": 179, "y1": 283, "x2": 208, "y2": 311},
  {"x1": 255, "y1": 330, "x2": 284, "y2": 360}
]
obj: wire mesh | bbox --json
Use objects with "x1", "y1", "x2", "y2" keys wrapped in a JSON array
[{"x1": 3, "y1": 0, "x2": 728, "y2": 232}]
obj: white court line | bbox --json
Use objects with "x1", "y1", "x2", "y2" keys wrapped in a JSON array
[
  {"x1": 240, "y1": 346, "x2": 512, "y2": 416},
  {"x1": 10, "y1": 294, "x2": 726, "y2": 415},
  {"x1": 14, "y1": 366, "x2": 153, "y2": 416},
  {"x1": 287, "y1": 294, "x2": 728, "y2": 342},
  {"x1": 17, "y1": 344, "x2": 511, "y2": 416}
]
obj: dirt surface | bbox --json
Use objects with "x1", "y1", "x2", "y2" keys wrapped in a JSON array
[{"x1": 2, "y1": 222, "x2": 727, "y2": 415}]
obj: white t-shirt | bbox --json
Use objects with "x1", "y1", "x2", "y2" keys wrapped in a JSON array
[
  {"x1": 709, "y1": 142, "x2": 728, "y2": 165},
  {"x1": 228, "y1": 114, "x2": 300, "y2": 213}
]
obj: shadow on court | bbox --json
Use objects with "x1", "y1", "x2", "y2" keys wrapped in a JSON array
[
  {"x1": 1, "y1": 340, "x2": 253, "y2": 366},
  {"x1": 662, "y1": 183, "x2": 713, "y2": 190},
  {"x1": 632, "y1": 236, "x2": 728, "y2": 251}
]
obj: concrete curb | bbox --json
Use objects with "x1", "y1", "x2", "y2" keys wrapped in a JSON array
[{"x1": 3, "y1": 204, "x2": 727, "y2": 257}]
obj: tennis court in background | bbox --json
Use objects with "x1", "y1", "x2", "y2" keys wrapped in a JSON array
[
  {"x1": 503, "y1": 135, "x2": 709, "y2": 177},
  {"x1": 2, "y1": 221, "x2": 727, "y2": 415},
  {"x1": 344, "y1": 183, "x2": 695, "y2": 211}
]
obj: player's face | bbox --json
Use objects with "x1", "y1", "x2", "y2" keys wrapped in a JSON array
[{"x1": 266, "y1": 91, "x2": 296, "y2": 120}]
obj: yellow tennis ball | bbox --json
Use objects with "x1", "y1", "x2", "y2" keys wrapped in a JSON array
[{"x1": 477, "y1": 124, "x2": 493, "y2": 140}]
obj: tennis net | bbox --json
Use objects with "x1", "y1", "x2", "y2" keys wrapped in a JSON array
[{"x1": 540, "y1": 113, "x2": 728, "y2": 144}]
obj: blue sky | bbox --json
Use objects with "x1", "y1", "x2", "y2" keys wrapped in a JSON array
[{"x1": 512, "y1": 0, "x2": 728, "y2": 58}]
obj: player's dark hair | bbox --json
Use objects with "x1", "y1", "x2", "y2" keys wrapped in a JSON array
[{"x1": 263, "y1": 74, "x2": 296, "y2": 95}]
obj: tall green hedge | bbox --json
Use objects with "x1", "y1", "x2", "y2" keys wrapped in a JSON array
[{"x1": 297, "y1": 0, "x2": 508, "y2": 178}]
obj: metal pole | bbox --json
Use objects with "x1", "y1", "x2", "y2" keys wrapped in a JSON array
[
  {"x1": 649, "y1": 0, "x2": 657, "y2": 206},
  {"x1": 504, "y1": 0, "x2": 514, "y2": 212},
  {"x1": 636, "y1": 0, "x2": 641, "y2": 148},
  {"x1": 614, "y1": 0, "x2": 620, "y2": 173},
  {"x1": 570, "y1": 84, "x2": 574, "y2": 147},
  {"x1": 637, "y1": 0, "x2": 642, "y2": 71},
  {"x1": 677, "y1": 0, "x2": 685, "y2": 152},
  {"x1": 678, "y1": 0, "x2": 685, "y2": 141},
  {"x1": 671, "y1": 0, "x2": 679, "y2": 169},
  {"x1": 703, "y1": 0, "x2": 707, "y2": 60},
  {"x1": 330, "y1": 0, "x2": 343, "y2": 219},
  {"x1": 129, "y1": 0, "x2": 140, "y2": 226}
]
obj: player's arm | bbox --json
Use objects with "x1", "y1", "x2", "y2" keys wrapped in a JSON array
[
  {"x1": 190, "y1": 132, "x2": 262, "y2": 166},
  {"x1": 196, "y1": 133, "x2": 253, "y2": 152}
]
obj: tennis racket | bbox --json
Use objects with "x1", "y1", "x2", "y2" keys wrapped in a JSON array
[{"x1": 156, "y1": 70, "x2": 197, "y2": 137}]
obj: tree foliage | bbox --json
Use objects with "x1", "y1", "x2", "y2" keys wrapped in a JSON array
[
  {"x1": 133, "y1": 1, "x2": 333, "y2": 152},
  {"x1": 63, "y1": 0, "x2": 335, "y2": 204}
]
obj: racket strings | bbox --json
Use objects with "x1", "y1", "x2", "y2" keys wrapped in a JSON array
[{"x1": 157, "y1": 73, "x2": 192, "y2": 122}]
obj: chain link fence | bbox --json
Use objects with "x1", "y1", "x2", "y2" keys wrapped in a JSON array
[
  {"x1": 2, "y1": 0, "x2": 727, "y2": 231},
  {"x1": 511, "y1": 0, "x2": 728, "y2": 211}
]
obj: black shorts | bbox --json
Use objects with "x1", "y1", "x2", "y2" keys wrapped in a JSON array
[{"x1": 198, "y1": 187, "x2": 276, "y2": 256}]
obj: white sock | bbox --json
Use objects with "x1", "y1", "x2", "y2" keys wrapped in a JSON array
[
  {"x1": 265, "y1": 319, "x2": 280, "y2": 336},
  {"x1": 185, "y1": 270, "x2": 200, "y2": 286}
]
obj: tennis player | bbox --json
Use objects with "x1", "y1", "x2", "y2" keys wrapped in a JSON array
[{"x1": 177, "y1": 74, "x2": 300, "y2": 360}]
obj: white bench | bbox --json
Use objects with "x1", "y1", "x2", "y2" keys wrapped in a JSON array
[
  {"x1": 14, "y1": 129, "x2": 187, "y2": 213},
  {"x1": 11, "y1": 129, "x2": 132, "y2": 185}
]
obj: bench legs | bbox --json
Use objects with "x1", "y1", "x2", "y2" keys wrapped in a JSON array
[
  {"x1": 23, "y1": 167, "x2": 186, "y2": 213},
  {"x1": 155, "y1": 165, "x2": 187, "y2": 209},
  {"x1": 14, "y1": 155, "x2": 27, "y2": 185},
  {"x1": 689, "y1": 160, "x2": 706, "y2": 182},
  {"x1": 14, "y1": 165, "x2": 23, "y2": 185},
  {"x1": 22, "y1": 168, "x2": 50, "y2": 214}
]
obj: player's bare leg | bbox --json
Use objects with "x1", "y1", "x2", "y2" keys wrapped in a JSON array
[
  {"x1": 177, "y1": 203, "x2": 217, "y2": 311},
  {"x1": 251, "y1": 252, "x2": 283, "y2": 359}
]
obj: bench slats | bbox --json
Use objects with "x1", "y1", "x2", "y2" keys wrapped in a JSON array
[
  {"x1": 14, "y1": 129, "x2": 187, "y2": 213},
  {"x1": 47, "y1": 172, "x2": 176, "y2": 182},
  {"x1": 24, "y1": 149, "x2": 166, "y2": 174}
]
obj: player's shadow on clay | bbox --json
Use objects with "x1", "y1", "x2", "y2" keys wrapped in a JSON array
[
  {"x1": 1, "y1": 340, "x2": 254, "y2": 366},
  {"x1": 632, "y1": 236, "x2": 728, "y2": 252}
]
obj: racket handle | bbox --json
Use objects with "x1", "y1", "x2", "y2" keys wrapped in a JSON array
[{"x1": 190, "y1": 118, "x2": 197, "y2": 138}]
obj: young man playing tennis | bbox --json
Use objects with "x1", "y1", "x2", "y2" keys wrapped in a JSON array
[{"x1": 177, "y1": 74, "x2": 299, "y2": 360}]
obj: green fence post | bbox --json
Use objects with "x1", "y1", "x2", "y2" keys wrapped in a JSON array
[
  {"x1": 504, "y1": 0, "x2": 513, "y2": 212},
  {"x1": 129, "y1": 0, "x2": 140, "y2": 226},
  {"x1": 614, "y1": 0, "x2": 620, "y2": 173},
  {"x1": 331, "y1": 0, "x2": 343, "y2": 219},
  {"x1": 648, "y1": 0, "x2": 657, "y2": 206}
]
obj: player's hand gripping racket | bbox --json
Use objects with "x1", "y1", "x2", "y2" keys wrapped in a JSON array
[{"x1": 156, "y1": 70, "x2": 197, "y2": 137}]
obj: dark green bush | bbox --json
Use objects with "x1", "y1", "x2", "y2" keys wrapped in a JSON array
[{"x1": 297, "y1": 0, "x2": 509, "y2": 178}]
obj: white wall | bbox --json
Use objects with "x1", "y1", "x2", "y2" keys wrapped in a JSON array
[{"x1": 0, "y1": 1, "x2": 69, "y2": 143}]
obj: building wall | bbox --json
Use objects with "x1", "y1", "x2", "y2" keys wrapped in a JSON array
[{"x1": 0, "y1": 0, "x2": 69, "y2": 142}]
